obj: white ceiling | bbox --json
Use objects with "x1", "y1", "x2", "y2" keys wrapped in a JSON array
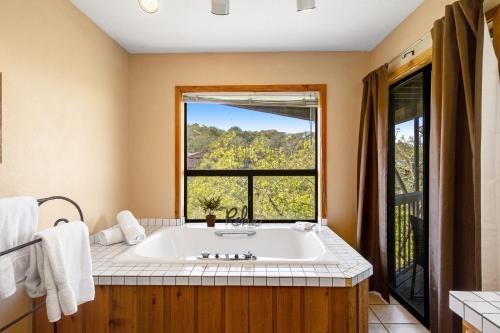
[{"x1": 70, "y1": 0, "x2": 424, "y2": 54}]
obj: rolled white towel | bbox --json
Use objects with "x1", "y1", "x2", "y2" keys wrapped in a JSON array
[
  {"x1": 117, "y1": 211, "x2": 146, "y2": 245},
  {"x1": 96, "y1": 225, "x2": 125, "y2": 246},
  {"x1": 292, "y1": 221, "x2": 315, "y2": 231}
]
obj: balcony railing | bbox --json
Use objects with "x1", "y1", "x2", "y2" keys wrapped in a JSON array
[{"x1": 394, "y1": 191, "x2": 423, "y2": 272}]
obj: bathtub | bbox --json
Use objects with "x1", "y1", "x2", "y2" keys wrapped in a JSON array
[{"x1": 113, "y1": 225, "x2": 338, "y2": 264}]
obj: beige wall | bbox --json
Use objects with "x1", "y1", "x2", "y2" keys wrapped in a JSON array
[
  {"x1": 370, "y1": 0, "x2": 454, "y2": 70},
  {"x1": 128, "y1": 52, "x2": 370, "y2": 245},
  {"x1": 0, "y1": 0, "x2": 129, "y2": 331},
  {"x1": 371, "y1": 0, "x2": 500, "y2": 70}
]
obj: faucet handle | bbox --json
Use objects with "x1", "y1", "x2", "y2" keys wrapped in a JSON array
[{"x1": 201, "y1": 251, "x2": 210, "y2": 259}]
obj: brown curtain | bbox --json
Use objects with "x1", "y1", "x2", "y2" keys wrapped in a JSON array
[
  {"x1": 430, "y1": 0, "x2": 483, "y2": 332},
  {"x1": 493, "y1": 6, "x2": 500, "y2": 72},
  {"x1": 357, "y1": 66, "x2": 389, "y2": 301}
]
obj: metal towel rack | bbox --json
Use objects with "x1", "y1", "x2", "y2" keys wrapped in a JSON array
[{"x1": 0, "y1": 196, "x2": 85, "y2": 333}]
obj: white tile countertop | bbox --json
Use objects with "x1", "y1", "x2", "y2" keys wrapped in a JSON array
[
  {"x1": 450, "y1": 291, "x2": 500, "y2": 332},
  {"x1": 89, "y1": 220, "x2": 373, "y2": 288}
]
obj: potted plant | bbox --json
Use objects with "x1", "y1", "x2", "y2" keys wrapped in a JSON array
[{"x1": 198, "y1": 196, "x2": 223, "y2": 227}]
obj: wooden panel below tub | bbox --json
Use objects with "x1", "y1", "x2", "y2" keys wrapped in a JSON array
[
  {"x1": 33, "y1": 281, "x2": 368, "y2": 333},
  {"x1": 462, "y1": 320, "x2": 481, "y2": 333}
]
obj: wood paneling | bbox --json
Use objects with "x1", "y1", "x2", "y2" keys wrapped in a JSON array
[
  {"x1": 137, "y1": 286, "x2": 164, "y2": 333},
  {"x1": 248, "y1": 287, "x2": 273, "y2": 333},
  {"x1": 110, "y1": 286, "x2": 137, "y2": 333},
  {"x1": 463, "y1": 320, "x2": 481, "y2": 333},
  {"x1": 163, "y1": 285, "x2": 172, "y2": 333},
  {"x1": 303, "y1": 288, "x2": 329, "y2": 333},
  {"x1": 276, "y1": 287, "x2": 302, "y2": 333},
  {"x1": 169, "y1": 286, "x2": 196, "y2": 333},
  {"x1": 225, "y1": 287, "x2": 249, "y2": 333},
  {"x1": 329, "y1": 285, "x2": 358, "y2": 333},
  {"x1": 32, "y1": 298, "x2": 53, "y2": 333},
  {"x1": 357, "y1": 280, "x2": 369, "y2": 333},
  {"x1": 85, "y1": 286, "x2": 110, "y2": 333},
  {"x1": 34, "y1": 284, "x2": 368, "y2": 333},
  {"x1": 197, "y1": 287, "x2": 223, "y2": 333},
  {"x1": 174, "y1": 84, "x2": 329, "y2": 219},
  {"x1": 57, "y1": 309, "x2": 82, "y2": 333}
]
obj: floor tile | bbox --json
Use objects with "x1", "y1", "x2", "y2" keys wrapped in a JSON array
[
  {"x1": 369, "y1": 308, "x2": 380, "y2": 323},
  {"x1": 385, "y1": 324, "x2": 429, "y2": 332},
  {"x1": 369, "y1": 324, "x2": 388, "y2": 332},
  {"x1": 369, "y1": 292, "x2": 389, "y2": 305},
  {"x1": 370, "y1": 305, "x2": 419, "y2": 324}
]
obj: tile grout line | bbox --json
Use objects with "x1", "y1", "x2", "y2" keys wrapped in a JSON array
[
  {"x1": 369, "y1": 296, "x2": 429, "y2": 332},
  {"x1": 369, "y1": 303, "x2": 390, "y2": 332}
]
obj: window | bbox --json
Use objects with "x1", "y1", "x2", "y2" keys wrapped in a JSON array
[{"x1": 183, "y1": 92, "x2": 319, "y2": 223}]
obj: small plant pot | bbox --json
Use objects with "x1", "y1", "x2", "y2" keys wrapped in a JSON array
[{"x1": 206, "y1": 215, "x2": 216, "y2": 227}]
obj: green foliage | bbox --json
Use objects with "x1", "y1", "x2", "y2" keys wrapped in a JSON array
[
  {"x1": 395, "y1": 126, "x2": 424, "y2": 194},
  {"x1": 393, "y1": 121, "x2": 424, "y2": 270},
  {"x1": 187, "y1": 124, "x2": 316, "y2": 220},
  {"x1": 187, "y1": 124, "x2": 225, "y2": 153},
  {"x1": 188, "y1": 177, "x2": 247, "y2": 219},
  {"x1": 198, "y1": 196, "x2": 224, "y2": 216}
]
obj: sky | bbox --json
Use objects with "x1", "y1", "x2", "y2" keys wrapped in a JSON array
[
  {"x1": 187, "y1": 102, "x2": 418, "y2": 138},
  {"x1": 396, "y1": 117, "x2": 423, "y2": 141},
  {"x1": 187, "y1": 103, "x2": 313, "y2": 133}
]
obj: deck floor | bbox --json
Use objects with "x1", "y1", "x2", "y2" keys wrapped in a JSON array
[{"x1": 393, "y1": 264, "x2": 425, "y2": 316}]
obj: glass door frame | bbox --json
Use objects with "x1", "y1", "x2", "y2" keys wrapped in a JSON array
[{"x1": 387, "y1": 65, "x2": 431, "y2": 328}]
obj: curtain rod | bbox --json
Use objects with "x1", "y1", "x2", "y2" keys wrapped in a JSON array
[
  {"x1": 386, "y1": 7, "x2": 498, "y2": 68},
  {"x1": 385, "y1": 31, "x2": 432, "y2": 67}
]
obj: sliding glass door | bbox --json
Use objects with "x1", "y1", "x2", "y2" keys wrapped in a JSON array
[{"x1": 388, "y1": 65, "x2": 431, "y2": 327}]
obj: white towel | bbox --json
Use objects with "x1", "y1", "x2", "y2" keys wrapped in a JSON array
[
  {"x1": 117, "y1": 210, "x2": 146, "y2": 245},
  {"x1": 292, "y1": 221, "x2": 315, "y2": 231},
  {"x1": 0, "y1": 197, "x2": 38, "y2": 299},
  {"x1": 25, "y1": 221, "x2": 95, "y2": 322},
  {"x1": 96, "y1": 225, "x2": 125, "y2": 246}
]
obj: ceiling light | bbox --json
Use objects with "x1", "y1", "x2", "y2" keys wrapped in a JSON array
[
  {"x1": 138, "y1": 0, "x2": 159, "y2": 14},
  {"x1": 212, "y1": 0, "x2": 230, "y2": 15},
  {"x1": 297, "y1": 0, "x2": 316, "y2": 12}
]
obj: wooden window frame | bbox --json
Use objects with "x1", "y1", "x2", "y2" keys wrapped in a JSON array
[
  {"x1": 174, "y1": 84, "x2": 328, "y2": 220},
  {"x1": 388, "y1": 48, "x2": 432, "y2": 85}
]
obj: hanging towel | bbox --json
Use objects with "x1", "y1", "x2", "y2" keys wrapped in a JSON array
[
  {"x1": 292, "y1": 221, "x2": 315, "y2": 231},
  {"x1": 117, "y1": 210, "x2": 146, "y2": 245},
  {"x1": 96, "y1": 225, "x2": 125, "y2": 246},
  {"x1": 25, "y1": 221, "x2": 94, "y2": 322},
  {"x1": 0, "y1": 197, "x2": 38, "y2": 299}
]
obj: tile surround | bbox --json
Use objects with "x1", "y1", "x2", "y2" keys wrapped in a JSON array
[
  {"x1": 449, "y1": 291, "x2": 500, "y2": 333},
  {"x1": 90, "y1": 220, "x2": 373, "y2": 288}
]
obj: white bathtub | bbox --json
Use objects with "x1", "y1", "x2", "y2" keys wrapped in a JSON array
[{"x1": 113, "y1": 226, "x2": 338, "y2": 264}]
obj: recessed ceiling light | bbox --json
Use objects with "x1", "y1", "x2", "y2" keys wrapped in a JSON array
[
  {"x1": 212, "y1": 0, "x2": 230, "y2": 15},
  {"x1": 138, "y1": 0, "x2": 159, "y2": 14},
  {"x1": 297, "y1": 0, "x2": 316, "y2": 12}
]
